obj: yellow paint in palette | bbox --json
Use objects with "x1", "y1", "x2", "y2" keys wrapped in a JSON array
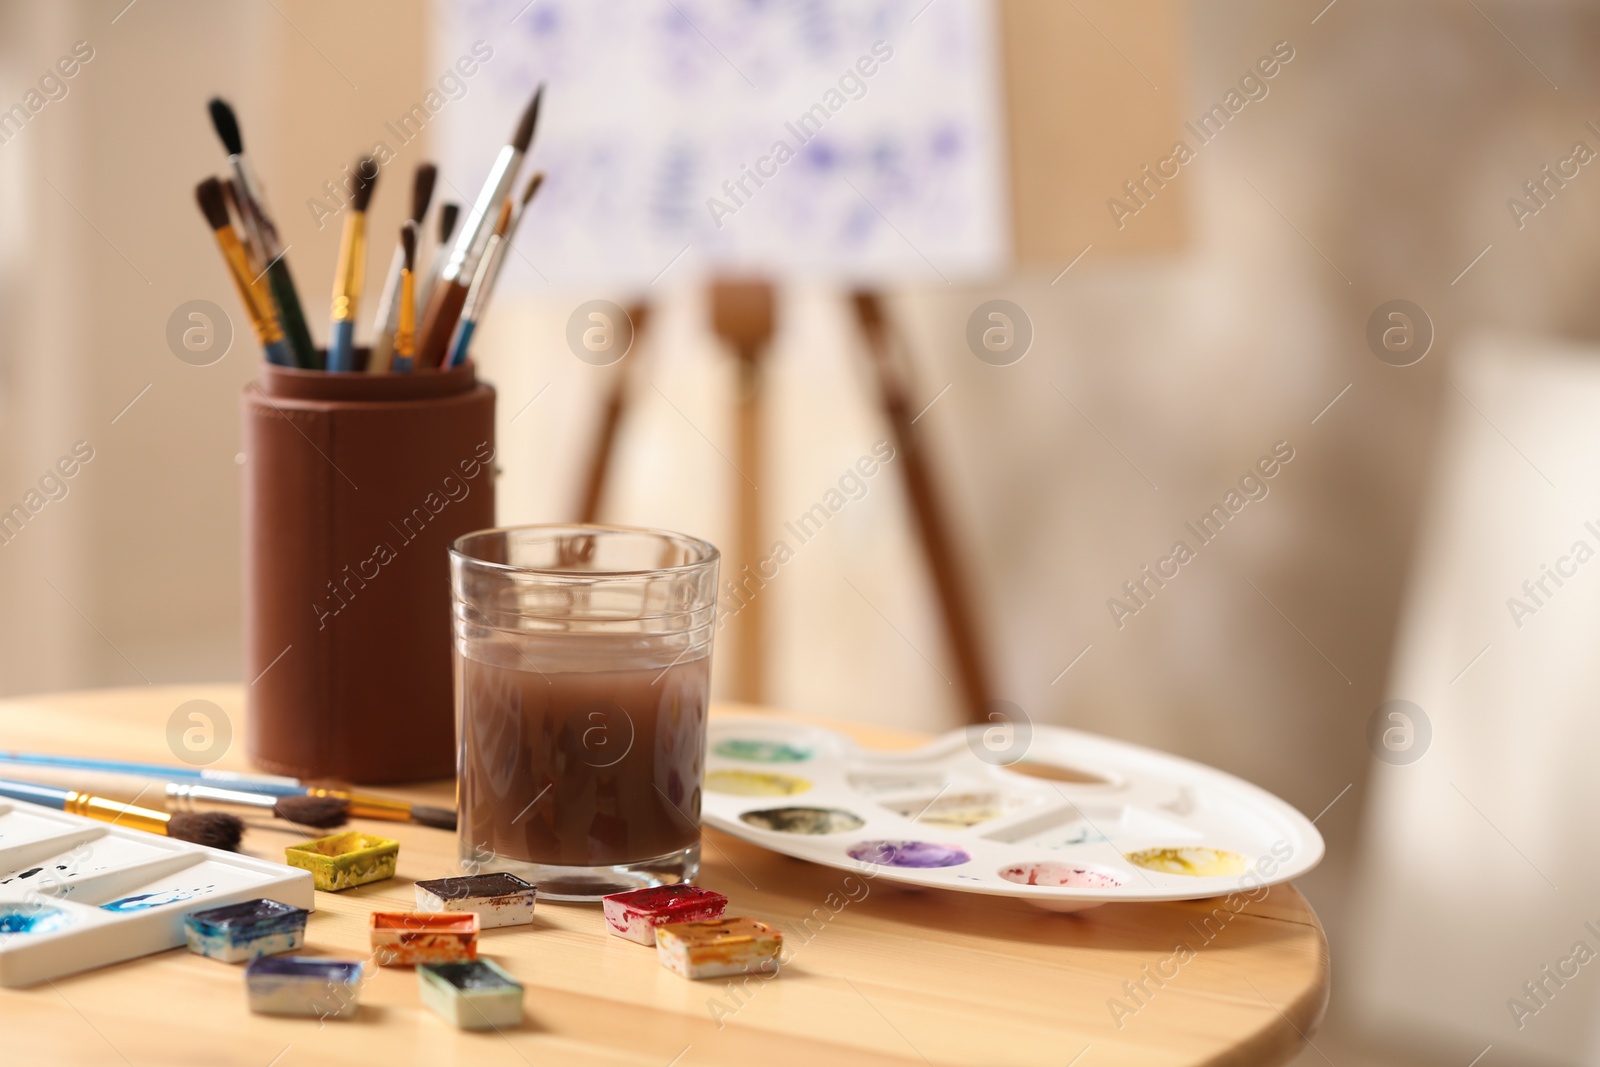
[
  {"x1": 1125, "y1": 847, "x2": 1247, "y2": 877},
  {"x1": 705, "y1": 770, "x2": 811, "y2": 797}
]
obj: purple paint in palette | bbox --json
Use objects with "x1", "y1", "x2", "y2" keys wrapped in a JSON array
[{"x1": 847, "y1": 840, "x2": 970, "y2": 868}]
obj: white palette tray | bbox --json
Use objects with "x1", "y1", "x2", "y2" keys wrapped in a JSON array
[
  {"x1": 0, "y1": 799, "x2": 314, "y2": 987},
  {"x1": 702, "y1": 720, "x2": 1323, "y2": 912}
]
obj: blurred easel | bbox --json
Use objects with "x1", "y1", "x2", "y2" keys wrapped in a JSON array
[{"x1": 573, "y1": 282, "x2": 997, "y2": 723}]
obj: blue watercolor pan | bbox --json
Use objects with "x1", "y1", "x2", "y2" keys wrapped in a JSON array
[
  {"x1": 183, "y1": 898, "x2": 308, "y2": 963},
  {"x1": 245, "y1": 956, "x2": 363, "y2": 1019}
]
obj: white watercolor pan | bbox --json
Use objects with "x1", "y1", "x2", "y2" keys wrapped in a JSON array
[
  {"x1": 0, "y1": 799, "x2": 314, "y2": 986},
  {"x1": 703, "y1": 721, "x2": 1324, "y2": 912}
]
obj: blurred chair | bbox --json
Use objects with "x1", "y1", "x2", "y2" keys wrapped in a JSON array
[{"x1": 1348, "y1": 335, "x2": 1600, "y2": 1062}]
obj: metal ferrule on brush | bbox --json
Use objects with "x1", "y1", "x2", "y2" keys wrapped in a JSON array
[
  {"x1": 331, "y1": 213, "x2": 367, "y2": 324},
  {"x1": 368, "y1": 248, "x2": 407, "y2": 368},
  {"x1": 60, "y1": 791, "x2": 170, "y2": 835},
  {"x1": 441, "y1": 144, "x2": 521, "y2": 284},
  {"x1": 217, "y1": 229, "x2": 284, "y2": 347},
  {"x1": 164, "y1": 783, "x2": 279, "y2": 816},
  {"x1": 229, "y1": 155, "x2": 280, "y2": 262}
]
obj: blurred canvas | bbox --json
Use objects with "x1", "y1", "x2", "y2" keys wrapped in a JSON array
[{"x1": 433, "y1": 0, "x2": 1009, "y2": 289}]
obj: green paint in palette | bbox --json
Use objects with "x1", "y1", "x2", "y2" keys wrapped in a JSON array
[{"x1": 713, "y1": 739, "x2": 812, "y2": 763}]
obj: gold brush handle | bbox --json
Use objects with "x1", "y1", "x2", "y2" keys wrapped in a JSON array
[{"x1": 60, "y1": 790, "x2": 172, "y2": 835}]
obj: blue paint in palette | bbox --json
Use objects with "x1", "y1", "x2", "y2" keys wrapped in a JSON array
[
  {"x1": 101, "y1": 885, "x2": 214, "y2": 913},
  {"x1": 0, "y1": 904, "x2": 73, "y2": 934}
]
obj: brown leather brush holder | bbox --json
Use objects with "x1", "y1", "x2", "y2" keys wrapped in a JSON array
[{"x1": 241, "y1": 359, "x2": 496, "y2": 783}]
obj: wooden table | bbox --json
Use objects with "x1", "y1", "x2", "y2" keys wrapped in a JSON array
[{"x1": 0, "y1": 686, "x2": 1328, "y2": 1066}]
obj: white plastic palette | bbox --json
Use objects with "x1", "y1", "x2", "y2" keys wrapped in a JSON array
[
  {"x1": 702, "y1": 720, "x2": 1324, "y2": 911},
  {"x1": 0, "y1": 799, "x2": 314, "y2": 987}
]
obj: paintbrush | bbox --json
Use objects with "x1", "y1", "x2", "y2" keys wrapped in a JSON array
[
  {"x1": 326, "y1": 156, "x2": 379, "y2": 373},
  {"x1": 417, "y1": 85, "x2": 543, "y2": 367},
  {"x1": 219, "y1": 178, "x2": 258, "y2": 271},
  {"x1": 390, "y1": 222, "x2": 418, "y2": 374},
  {"x1": 195, "y1": 177, "x2": 290, "y2": 367},
  {"x1": 0, "y1": 752, "x2": 457, "y2": 830},
  {"x1": 417, "y1": 201, "x2": 460, "y2": 315},
  {"x1": 0, "y1": 761, "x2": 347, "y2": 829},
  {"x1": 0, "y1": 779, "x2": 243, "y2": 851},
  {"x1": 447, "y1": 172, "x2": 544, "y2": 369},
  {"x1": 369, "y1": 162, "x2": 436, "y2": 373},
  {"x1": 207, "y1": 97, "x2": 318, "y2": 370},
  {"x1": 445, "y1": 200, "x2": 511, "y2": 369}
]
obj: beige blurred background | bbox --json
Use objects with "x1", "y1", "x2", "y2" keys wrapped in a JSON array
[{"x1": 5, "y1": 1, "x2": 1600, "y2": 1063}]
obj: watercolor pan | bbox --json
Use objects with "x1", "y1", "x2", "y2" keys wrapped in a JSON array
[
  {"x1": 0, "y1": 798, "x2": 314, "y2": 987},
  {"x1": 370, "y1": 911, "x2": 479, "y2": 966},
  {"x1": 656, "y1": 917, "x2": 782, "y2": 980},
  {"x1": 414, "y1": 872, "x2": 537, "y2": 929},
  {"x1": 183, "y1": 898, "x2": 307, "y2": 963},
  {"x1": 245, "y1": 956, "x2": 363, "y2": 1019},
  {"x1": 699, "y1": 720, "x2": 1325, "y2": 913},
  {"x1": 284, "y1": 831, "x2": 398, "y2": 892},
  {"x1": 418, "y1": 958, "x2": 524, "y2": 1030},
  {"x1": 602, "y1": 884, "x2": 728, "y2": 945}
]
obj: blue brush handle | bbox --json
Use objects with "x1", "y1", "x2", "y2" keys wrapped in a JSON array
[
  {"x1": 446, "y1": 319, "x2": 476, "y2": 369},
  {"x1": 0, "y1": 779, "x2": 71, "y2": 810},
  {"x1": 0, "y1": 753, "x2": 306, "y2": 796},
  {"x1": 390, "y1": 354, "x2": 413, "y2": 374},
  {"x1": 326, "y1": 320, "x2": 357, "y2": 372},
  {"x1": 264, "y1": 338, "x2": 293, "y2": 367}
]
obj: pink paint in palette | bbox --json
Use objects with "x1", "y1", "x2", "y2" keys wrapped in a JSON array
[{"x1": 602, "y1": 884, "x2": 727, "y2": 945}]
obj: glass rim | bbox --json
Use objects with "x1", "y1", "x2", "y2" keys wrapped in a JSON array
[{"x1": 449, "y1": 523, "x2": 720, "y2": 579}]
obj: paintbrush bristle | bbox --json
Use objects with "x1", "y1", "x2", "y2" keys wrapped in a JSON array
[
  {"x1": 409, "y1": 804, "x2": 457, "y2": 831},
  {"x1": 400, "y1": 220, "x2": 417, "y2": 270},
  {"x1": 273, "y1": 794, "x2": 348, "y2": 829},
  {"x1": 207, "y1": 97, "x2": 243, "y2": 156},
  {"x1": 511, "y1": 84, "x2": 543, "y2": 153},
  {"x1": 521, "y1": 171, "x2": 545, "y2": 206},
  {"x1": 412, "y1": 163, "x2": 437, "y2": 224},
  {"x1": 438, "y1": 202, "x2": 460, "y2": 244},
  {"x1": 166, "y1": 811, "x2": 244, "y2": 851},
  {"x1": 195, "y1": 177, "x2": 231, "y2": 231},
  {"x1": 351, "y1": 157, "x2": 379, "y2": 213}
]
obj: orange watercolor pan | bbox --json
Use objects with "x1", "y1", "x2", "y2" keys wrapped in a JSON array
[{"x1": 369, "y1": 911, "x2": 479, "y2": 967}]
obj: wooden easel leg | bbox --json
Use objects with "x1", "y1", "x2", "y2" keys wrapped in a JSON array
[
  {"x1": 711, "y1": 281, "x2": 777, "y2": 705},
  {"x1": 851, "y1": 290, "x2": 997, "y2": 724}
]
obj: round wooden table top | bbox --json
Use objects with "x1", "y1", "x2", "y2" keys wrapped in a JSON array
[{"x1": 0, "y1": 686, "x2": 1328, "y2": 1066}]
